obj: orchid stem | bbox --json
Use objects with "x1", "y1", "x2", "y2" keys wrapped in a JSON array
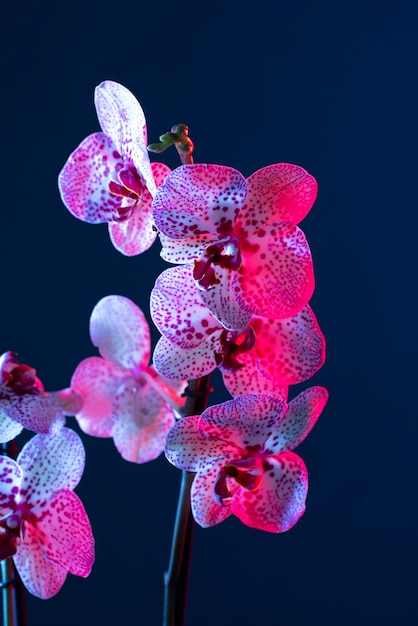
[
  {"x1": 1, "y1": 442, "x2": 27, "y2": 626},
  {"x1": 163, "y1": 376, "x2": 212, "y2": 626}
]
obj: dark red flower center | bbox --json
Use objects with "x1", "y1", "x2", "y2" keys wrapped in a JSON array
[
  {"x1": 0, "y1": 352, "x2": 42, "y2": 396},
  {"x1": 193, "y1": 236, "x2": 242, "y2": 290},
  {"x1": 214, "y1": 457, "x2": 264, "y2": 506},
  {"x1": 108, "y1": 166, "x2": 145, "y2": 222},
  {"x1": 214, "y1": 327, "x2": 256, "y2": 373},
  {"x1": 0, "y1": 511, "x2": 23, "y2": 560}
]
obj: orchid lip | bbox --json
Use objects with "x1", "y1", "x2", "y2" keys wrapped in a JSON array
[{"x1": 193, "y1": 236, "x2": 242, "y2": 290}]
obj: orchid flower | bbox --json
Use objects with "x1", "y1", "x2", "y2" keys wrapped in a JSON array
[
  {"x1": 165, "y1": 387, "x2": 328, "y2": 532},
  {"x1": 151, "y1": 265, "x2": 325, "y2": 398},
  {"x1": 0, "y1": 351, "x2": 67, "y2": 443},
  {"x1": 152, "y1": 162, "x2": 317, "y2": 329},
  {"x1": 0, "y1": 427, "x2": 94, "y2": 598},
  {"x1": 58, "y1": 80, "x2": 170, "y2": 256},
  {"x1": 70, "y1": 295, "x2": 185, "y2": 464}
]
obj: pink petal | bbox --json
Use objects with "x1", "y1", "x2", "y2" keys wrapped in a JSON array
[
  {"x1": 239, "y1": 163, "x2": 317, "y2": 229},
  {"x1": 237, "y1": 221, "x2": 314, "y2": 320},
  {"x1": 111, "y1": 378, "x2": 176, "y2": 463},
  {"x1": 90, "y1": 295, "x2": 150, "y2": 370},
  {"x1": 153, "y1": 336, "x2": 218, "y2": 381},
  {"x1": 58, "y1": 132, "x2": 124, "y2": 223},
  {"x1": 108, "y1": 186, "x2": 157, "y2": 256},
  {"x1": 34, "y1": 489, "x2": 94, "y2": 577},
  {"x1": 153, "y1": 164, "x2": 247, "y2": 238},
  {"x1": 159, "y1": 232, "x2": 212, "y2": 264},
  {"x1": 151, "y1": 265, "x2": 221, "y2": 348},
  {"x1": 143, "y1": 367, "x2": 186, "y2": 411},
  {"x1": 48, "y1": 388, "x2": 83, "y2": 416},
  {"x1": 252, "y1": 306, "x2": 326, "y2": 385},
  {"x1": 5, "y1": 395, "x2": 65, "y2": 435},
  {"x1": 199, "y1": 394, "x2": 287, "y2": 450},
  {"x1": 14, "y1": 521, "x2": 68, "y2": 599},
  {"x1": 190, "y1": 470, "x2": 232, "y2": 528},
  {"x1": 18, "y1": 428, "x2": 86, "y2": 504},
  {"x1": 0, "y1": 456, "x2": 22, "y2": 508},
  {"x1": 222, "y1": 351, "x2": 289, "y2": 399},
  {"x1": 164, "y1": 415, "x2": 238, "y2": 472},
  {"x1": 198, "y1": 266, "x2": 253, "y2": 332},
  {"x1": 0, "y1": 409, "x2": 24, "y2": 443},
  {"x1": 231, "y1": 451, "x2": 308, "y2": 532},
  {"x1": 71, "y1": 357, "x2": 127, "y2": 437},
  {"x1": 264, "y1": 386, "x2": 329, "y2": 455},
  {"x1": 94, "y1": 81, "x2": 156, "y2": 193}
]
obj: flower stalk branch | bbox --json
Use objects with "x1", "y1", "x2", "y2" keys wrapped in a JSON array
[{"x1": 163, "y1": 375, "x2": 212, "y2": 626}]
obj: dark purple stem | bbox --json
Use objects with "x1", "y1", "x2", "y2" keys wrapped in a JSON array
[
  {"x1": 163, "y1": 375, "x2": 213, "y2": 626},
  {"x1": 1, "y1": 442, "x2": 27, "y2": 626}
]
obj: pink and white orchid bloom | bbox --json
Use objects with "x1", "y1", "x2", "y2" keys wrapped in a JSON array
[
  {"x1": 165, "y1": 387, "x2": 328, "y2": 532},
  {"x1": 151, "y1": 265, "x2": 325, "y2": 398},
  {"x1": 70, "y1": 295, "x2": 185, "y2": 464},
  {"x1": 0, "y1": 351, "x2": 68, "y2": 443},
  {"x1": 0, "y1": 427, "x2": 94, "y2": 598},
  {"x1": 58, "y1": 80, "x2": 170, "y2": 256},
  {"x1": 152, "y1": 162, "x2": 317, "y2": 329}
]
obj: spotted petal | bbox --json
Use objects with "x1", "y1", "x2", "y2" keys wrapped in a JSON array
[
  {"x1": 153, "y1": 164, "x2": 247, "y2": 239},
  {"x1": 231, "y1": 451, "x2": 308, "y2": 532},
  {"x1": 251, "y1": 306, "x2": 326, "y2": 385},
  {"x1": 264, "y1": 386, "x2": 329, "y2": 455},
  {"x1": 153, "y1": 336, "x2": 218, "y2": 381},
  {"x1": 90, "y1": 295, "x2": 150, "y2": 370},
  {"x1": 0, "y1": 410, "x2": 24, "y2": 443},
  {"x1": 239, "y1": 163, "x2": 318, "y2": 230},
  {"x1": 190, "y1": 470, "x2": 233, "y2": 528},
  {"x1": 221, "y1": 350, "x2": 289, "y2": 399},
  {"x1": 14, "y1": 521, "x2": 68, "y2": 599},
  {"x1": 165, "y1": 415, "x2": 238, "y2": 472},
  {"x1": 58, "y1": 132, "x2": 124, "y2": 223},
  {"x1": 33, "y1": 489, "x2": 94, "y2": 577},
  {"x1": 4, "y1": 395, "x2": 65, "y2": 435},
  {"x1": 94, "y1": 80, "x2": 156, "y2": 194},
  {"x1": 237, "y1": 221, "x2": 314, "y2": 320},
  {"x1": 151, "y1": 265, "x2": 221, "y2": 348},
  {"x1": 0, "y1": 456, "x2": 22, "y2": 508},
  {"x1": 18, "y1": 428, "x2": 86, "y2": 505},
  {"x1": 199, "y1": 394, "x2": 287, "y2": 450}
]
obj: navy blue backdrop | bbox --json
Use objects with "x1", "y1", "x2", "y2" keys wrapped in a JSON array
[{"x1": 2, "y1": 0, "x2": 417, "y2": 624}]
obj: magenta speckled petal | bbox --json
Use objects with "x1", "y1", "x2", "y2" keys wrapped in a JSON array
[
  {"x1": 90, "y1": 295, "x2": 150, "y2": 370},
  {"x1": 58, "y1": 132, "x2": 124, "y2": 223},
  {"x1": 0, "y1": 409, "x2": 24, "y2": 443},
  {"x1": 191, "y1": 470, "x2": 233, "y2": 528},
  {"x1": 165, "y1": 415, "x2": 238, "y2": 472},
  {"x1": 33, "y1": 489, "x2": 94, "y2": 577},
  {"x1": 231, "y1": 451, "x2": 308, "y2": 532},
  {"x1": 264, "y1": 386, "x2": 329, "y2": 455},
  {"x1": 158, "y1": 232, "x2": 212, "y2": 264},
  {"x1": 153, "y1": 164, "x2": 247, "y2": 238},
  {"x1": 94, "y1": 80, "x2": 156, "y2": 192},
  {"x1": 0, "y1": 456, "x2": 22, "y2": 507},
  {"x1": 198, "y1": 266, "x2": 252, "y2": 332},
  {"x1": 18, "y1": 428, "x2": 86, "y2": 503},
  {"x1": 14, "y1": 521, "x2": 68, "y2": 599},
  {"x1": 111, "y1": 378, "x2": 175, "y2": 464},
  {"x1": 71, "y1": 357, "x2": 127, "y2": 437},
  {"x1": 240, "y1": 163, "x2": 317, "y2": 229},
  {"x1": 199, "y1": 395, "x2": 287, "y2": 450},
  {"x1": 252, "y1": 306, "x2": 326, "y2": 385},
  {"x1": 151, "y1": 265, "x2": 221, "y2": 348},
  {"x1": 5, "y1": 395, "x2": 65, "y2": 435},
  {"x1": 237, "y1": 221, "x2": 314, "y2": 320},
  {"x1": 153, "y1": 336, "x2": 218, "y2": 381},
  {"x1": 222, "y1": 351, "x2": 289, "y2": 399}
]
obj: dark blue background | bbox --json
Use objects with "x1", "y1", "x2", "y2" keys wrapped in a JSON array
[{"x1": 2, "y1": 0, "x2": 417, "y2": 624}]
